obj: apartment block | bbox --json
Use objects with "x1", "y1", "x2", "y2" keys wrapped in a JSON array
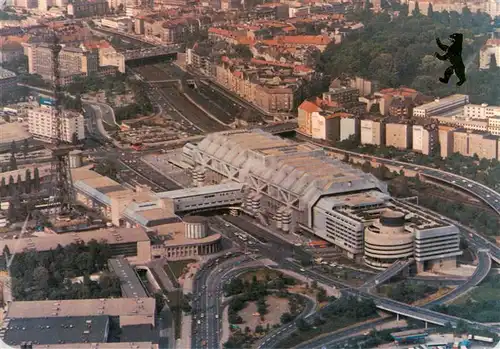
[
  {"x1": 468, "y1": 133, "x2": 498, "y2": 160},
  {"x1": 322, "y1": 86, "x2": 359, "y2": 105},
  {"x1": 360, "y1": 119, "x2": 385, "y2": 146},
  {"x1": 311, "y1": 112, "x2": 341, "y2": 142},
  {"x1": 438, "y1": 126, "x2": 454, "y2": 158},
  {"x1": 452, "y1": 129, "x2": 469, "y2": 157},
  {"x1": 413, "y1": 95, "x2": 469, "y2": 118},
  {"x1": 255, "y1": 85, "x2": 294, "y2": 113},
  {"x1": 412, "y1": 124, "x2": 438, "y2": 155},
  {"x1": 385, "y1": 122, "x2": 412, "y2": 149},
  {"x1": 375, "y1": 87, "x2": 419, "y2": 116},
  {"x1": 340, "y1": 116, "x2": 358, "y2": 141},
  {"x1": 26, "y1": 43, "x2": 99, "y2": 81},
  {"x1": 298, "y1": 100, "x2": 322, "y2": 136},
  {"x1": 28, "y1": 105, "x2": 85, "y2": 143},
  {"x1": 480, "y1": 39, "x2": 500, "y2": 70},
  {"x1": 67, "y1": 0, "x2": 109, "y2": 18}
]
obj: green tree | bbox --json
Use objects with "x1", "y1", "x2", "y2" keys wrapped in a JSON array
[
  {"x1": 9, "y1": 154, "x2": 17, "y2": 171},
  {"x1": 33, "y1": 167, "x2": 40, "y2": 191},
  {"x1": 24, "y1": 169, "x2": 31, "y2": 194},
  {"x1": 10, "y1": 140, "x2": 17, "y2": 155},
  {"x1": 280, "y1": 312, "x2": 293, "y2": 324},
  {"x1": 296, "y1": 317, "x2": 310, "y2": 331},
  {"x1": 22, "y1": 139, "x2": 29, "y2": 159},
  {"x1": 427, "y1": 3, "x2": 434, "y2": 17},
  {"x1": 412, "y1": 1, "x2": 420, "y2": 16}
]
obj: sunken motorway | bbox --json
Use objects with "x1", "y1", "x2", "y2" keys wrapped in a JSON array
[{"x1": 133, "y1": 64, "x2": 230, "y2": 133}]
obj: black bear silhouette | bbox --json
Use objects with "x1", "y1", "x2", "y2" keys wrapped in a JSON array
[{"x1": 435, "y1": 33, "x2": 467, "y2": 87}]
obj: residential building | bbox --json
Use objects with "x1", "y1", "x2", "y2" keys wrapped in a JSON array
[
  {"x1": 438, "y1": 126, "x2": 454, "y2": 158},
  {"x1": 26, "y1": 43, "x2": 99, "y2": 81},
  {"x1": 479, "y1": 39, "x2": 500, "y2": 70},
  {"x1": 413, "y1": 94, "x2": 469, "y2": 118},
  {"x1": 468, "y1": 133, "x2": 498, "y2": 160},
  {"x1": 161, "y1": 22, "x2": 187, "y2": 44},
  {"x1": 412, "y1": 124, "x2": 438, "y2": 155},
  {"x1": 375, "y1": 87, "x2": 419, "y2": 116},
  {"x1": 388, "y1": 97, "x2": 414, "y2": 119},
  {"x1": 340, "y1": 115, "x2": 358, "y2": 141},
  {"x1": 360, "y1": 118, "x2": 385, "y2": 146},
  {"x1": 435, "y1": 116, "x2": 488, "y2": 133},
  {"x1": 322, "y1": 86, "x2": 359, "y2": 105},
  {"x1": 311, "y1": 111, "x2": 340, "y2": 142},
  {"x1": 349, "y1": 76, "x2": 379, "y2": 97},
  {"x1": 385, "y1": 122, "x2": 412, "y2": 149},
  {"x1": 298, "y1": 100, "x2": 321, "y2": 136},
  {"x1": 452, "y1": 129, "x2": 469, "y2": 157},
  {"x1": 14, "y1": 0, "x2": 37, "y2": 9},
  {"x1": 67, "y1": 0, "x2": 109, "y2": 17},
  {"x1": 28, "y1": 105, "x2": 85, "y2": 143},
  {"x1": 0, "y1": 40, "x2": 24, "y2": 63},
  {"x1": 186, "y1": 48, "x2": 212, "y2": 76},
  {"x1": 255, "y1": 85, "x2": 294, "y2": 113}
]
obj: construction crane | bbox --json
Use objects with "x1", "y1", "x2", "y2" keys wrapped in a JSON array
[{"x1": 46, "y1": 31, "x2": 76, "y2": 216}]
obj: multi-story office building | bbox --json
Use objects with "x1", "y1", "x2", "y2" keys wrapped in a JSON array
[
  {"x1": 28, "y1": 105, "x2": 85, "y2": 143},
  {"x1": 464, "y1": 103, "x2": 500, "y2": 119},
  {"x1": 413, "y1": 94, "x2": 469, "y2": 118},
  {"x1": 181, "y1": 129, "x2": 462, "y2": 271}
]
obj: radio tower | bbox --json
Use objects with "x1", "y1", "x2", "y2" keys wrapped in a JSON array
[{"x1": 47, "y1": 32, "x2": 75, "y2": 216}]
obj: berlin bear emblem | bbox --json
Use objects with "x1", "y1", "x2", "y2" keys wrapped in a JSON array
[{"x1": 434, "y1": 33, "x2": 467, "y2": 87}]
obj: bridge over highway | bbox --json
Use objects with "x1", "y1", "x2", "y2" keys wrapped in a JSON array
[
  {"x1": 123, "y1": 45, "x2": 181, "y2": 62},
  {"x1": 360, "y1": 259, "x2": 414, "y2": 292}
]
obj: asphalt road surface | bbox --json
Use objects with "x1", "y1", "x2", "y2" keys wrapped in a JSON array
[{"x1": 133, "y1": 64, "x2": 229, "y2": 133}]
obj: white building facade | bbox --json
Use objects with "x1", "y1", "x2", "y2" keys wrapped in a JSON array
[{"x1": 28, "y1": 105, "x2": 85, "y2": 143}]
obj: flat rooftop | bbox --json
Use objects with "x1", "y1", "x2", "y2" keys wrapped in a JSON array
[
  {"x1": 157, "y1": 182, "x2": 243, "y2": 200},
  {"x1": 0, "y1": 67, "x2": 16, "y2": 79},
  {"x1": 2, "y1": 316, "x2": 109, "y2": 346},
  {"x1": 0, "y1": 227, "x2": 150, "y2": 256},
  {"x1": 414, "y1": 94, "x2": 468, "y2": 111},
  {"x1": 6, "y1": 297, "x2": 155, "y2": 319},
  {"x1": 108, "y1": 258, "x2": 148, "y2": 298},
  {"x1": 31, "y1": 343, "x2": 157, "y2": 349},
  {"x1": 0, "y1": 122, "x2": 31, "y2": 144},
  {"x1": 156, "y1": 228, "x2": 222, "y2": 247}
]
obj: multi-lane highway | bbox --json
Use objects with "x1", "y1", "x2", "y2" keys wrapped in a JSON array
[{"x1": 133, "y1": 64, "x2": 230, "y2": 133}]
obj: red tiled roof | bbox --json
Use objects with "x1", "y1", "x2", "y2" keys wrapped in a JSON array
[{"x1": 299, "y1": 100, "x2": 322, "y2": 113}]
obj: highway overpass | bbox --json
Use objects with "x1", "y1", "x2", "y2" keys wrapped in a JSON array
[{"x1": 123, "y1": 45, "x2": 181, "y2": 62}]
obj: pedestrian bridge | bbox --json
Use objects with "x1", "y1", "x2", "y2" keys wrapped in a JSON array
[
  {"x1": 360, "y1": 259, "x2": 414, "y2": 292},
  {"x1": 123, "y1": 45, "x2": 181, "y2": 62}
]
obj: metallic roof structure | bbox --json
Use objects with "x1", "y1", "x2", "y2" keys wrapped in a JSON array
[{"x1": 188, "y1": 129, "x2": 387, "y2": 227}]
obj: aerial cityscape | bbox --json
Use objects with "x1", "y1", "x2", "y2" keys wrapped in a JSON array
[{"x1": 0, "y1": 0, "x2": 500, "y2": 348}]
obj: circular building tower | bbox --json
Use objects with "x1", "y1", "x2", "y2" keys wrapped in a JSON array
[
  {"x1": 184, "y1": 216, "x2": 208, "y2": 239},
  {"x1": 364, "y1": 210, "x2": 414, "y2": 270}
]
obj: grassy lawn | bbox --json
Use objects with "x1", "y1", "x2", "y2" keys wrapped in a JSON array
[
  {"x1": 239, "y1": 269, "x2": 282, "y2": 283},
  {"x1": 163, "y1": 259, "x2": 196, "y2": 287},
  {"x1": 453, "y1": 285, "x2": 500, "y2": 304},
  {"x1": 276, "y1": 315, "x2": 380, "y2": 348}
]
